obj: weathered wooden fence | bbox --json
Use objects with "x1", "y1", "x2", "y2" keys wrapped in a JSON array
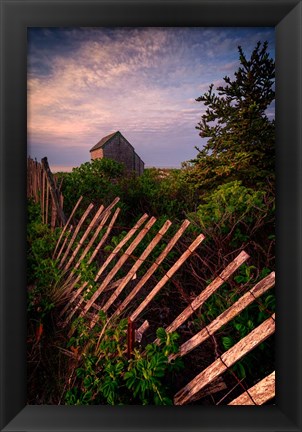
[
  {"x1": 27, "y1": 156, "x2": 66, "y2": 228},
  {"x1": 27, "y1": 157, "x2": 275, "y2": 405}
]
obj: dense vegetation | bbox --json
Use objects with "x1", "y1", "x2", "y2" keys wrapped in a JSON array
[{"x1": 27, "y1": 41, "x2": 275, "y2": 405}]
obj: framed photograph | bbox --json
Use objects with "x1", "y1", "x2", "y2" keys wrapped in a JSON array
[{"x1": 1, "y1": 0, "x2": 301, "y2": 431}]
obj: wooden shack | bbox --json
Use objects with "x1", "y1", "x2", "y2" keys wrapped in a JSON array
[{"x1": 89, "y1": 131, "x2": 144, "y2": 175}]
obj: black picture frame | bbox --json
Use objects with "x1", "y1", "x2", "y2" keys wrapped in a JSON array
[{"x1": 1, "y1": 0, "x2": 301, "y2": 431}]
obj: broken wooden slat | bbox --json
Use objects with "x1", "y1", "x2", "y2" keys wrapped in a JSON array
[
  {"x1": 63, "y1": 203, "x2": 105, "y2": 272},
  {"x1": 112, "y1": 219, "x2": 191, "y2": 318},
  {"x1": 53, "y1": 196, "x2": 83, "y2": 259},
  {"x1": 82, "y1": 216, "x2": 157, "y2": 318},
  {"x1": 174, "y1": 314, "x2": 275, "y2": 405},
  {"x1": 169, "y1": 271, "x2": 275, "y2": 361},
  {"x1": 135, "y1": 320, "x2": 150, "y2": 343},
  {"x1": 129, "y1": 233, "x2": 205, "y2": 323},
  {"x1": 59, "y1": 203, "x2": 94, "y2": 267},
  {"x1": 228, "y1": 371, "x2": 275, "y2": 405},
  {"x1": 102, "y1": 219, "x2": 172, "y2": 313},
  {"x1": 159, "y1": 251, "x2": 249, "y2": 341}
]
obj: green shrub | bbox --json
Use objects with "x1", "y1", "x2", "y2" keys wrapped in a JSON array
[{"x1": 65, "y1": 312, "x2": 183, "y2": 405}]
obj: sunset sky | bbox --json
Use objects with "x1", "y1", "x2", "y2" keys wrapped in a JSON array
[{"x1": 27, "y1": 27, "x2": 275, "y2": 172}]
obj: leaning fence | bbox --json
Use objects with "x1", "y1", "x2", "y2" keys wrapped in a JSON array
[
  {"x1": 27, "y1": 156, "x2": 66, "y2": 228},
  {"x1": 27, "y1": 157, "x2": 275, "y2": 405}
]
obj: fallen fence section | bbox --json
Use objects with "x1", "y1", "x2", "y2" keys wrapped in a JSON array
[{"x1": 27, "y1": 157, "x2": 276, "y2": 405}]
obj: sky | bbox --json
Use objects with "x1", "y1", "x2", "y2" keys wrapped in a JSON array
[{"x1": 27, "y1": 27, "x2": 275, "y2": 172}]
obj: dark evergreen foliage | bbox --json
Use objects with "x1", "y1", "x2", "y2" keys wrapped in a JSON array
[{"x1": 191, "y1": 41, "x2": 275, "y2": 190}]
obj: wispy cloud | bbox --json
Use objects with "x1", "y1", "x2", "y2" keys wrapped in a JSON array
[{"x1": 27, "y1": 27, "x2": 275, "y2": 168}]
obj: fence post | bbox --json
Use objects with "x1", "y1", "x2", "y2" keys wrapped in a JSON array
[
  {"x1": 41, "y1": 157, "x2": 67, "y2": 226},
  {"x1": 127, "y1": 318, "x2": 135, "y2": 359}
]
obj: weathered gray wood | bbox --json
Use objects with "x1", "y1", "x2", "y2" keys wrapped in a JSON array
[
  {"x1": 50, "y1": 197, "x2": 57, "y2": 230},
  {"x1": 60, "y1": 208, "x2": 120, "y2": 321},
  {"x1": 59, "y1": 203, "x2": 94, "y2": 267},
  {"x1": 56, "y1": 226, "x2": 73, "y2": 261},
  {"x1": 169, "y1": 271, "x2": 275, "y2": 361},
  {"x1": 63, "y1": 203, "x2": 105, "y2": 272},
  {"x1": 135, "y1": 320, "x2": 150, "y2": 343},
  {"x1": 112, "y1": 219, "x2": 191, "y2": 318},
  {"x1": 130, "y1": 233, "x2": 205, "y2": 322},
  {"x1": 228, "y1": 371, "x2": 275, "y2": 405},
  {"x1": 41, "y1": 157, "x2": 67, "y2": 225},
  {"x1": 85, "y1": 207, "x2": 120, "y2": 266},
  {"x1": 53, "y1": 196, "x2": 83, "y2": 259},
  {"x1": 174, "y1": 314, "x2": 275, "y2": 405},
  {"x1": 102, "y1": 219, "x2": 172, "y2": 312},
  {"x1": 92, "y1": 213, "x2": 149, "y2": 284},
  {"x1": 64, "y1": 213, "x2": 150, "y2": 326},
  {"x1": 159, "y1": 251, "x2": 249, "y2": 342},
  {"x1": 188, "y1": 377, "x2": 227, "y2": 402},
  {"x1": 42, "y1": 171, "x2": 46, "y2": 224},
  {"x1": 45, "y1": 182, "x2": 49, "y2": 225},
  {"x1": 82, "y1": 216, "x2": 157, "y2": 318}
]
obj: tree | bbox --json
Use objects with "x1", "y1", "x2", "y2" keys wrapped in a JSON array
[{"x1": 190, "y1": 41, "x2": 275, "y2": 190}]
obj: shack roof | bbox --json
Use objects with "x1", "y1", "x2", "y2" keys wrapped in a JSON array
[{"x1": 89, "y1": 131, "x2": 119, "y2": 152}]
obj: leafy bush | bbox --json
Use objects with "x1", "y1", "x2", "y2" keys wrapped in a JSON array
[
  {"x1": 188, "y1": 181, "x2": 275, "y2": 266},
  {"x1": 57, "y1": 158, "x2": 125, "y2": 216},
  {"x1": 65, "y1": 312, "x2": 183, "y2": 405},
  {"x1": 27, "y1": 200, "x2": 63, "y2": 319}
]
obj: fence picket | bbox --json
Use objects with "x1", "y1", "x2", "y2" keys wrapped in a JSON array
[
  {"x1": 169, "y1": 271, "x2": 275, "y2": 361},
  {"x1": 102, "y1": 219, "x2": 172, "y2": 313},
  {"x1": 112, "y1": 219, "x2": 191, "y2": 318},
  {"x1": 174, "y1": 314, "x2": 275, "y2": 405},
  {"x1": 228, "y1": 371, "x2": 275, "y2": 405},
  {"x1": 53, "y1": 196, "x2": 83, "y2": 259},
  {"x1": 59, "y1": 203, "x2": 94, "y2": 267},
  {"x1": 129, "y1": 233, "x2": 205, "y2": 323},
  {"x1": 82, "y1": 216, "x2": 157, "y2": 318},
  {"x1": 156, "y1": 251, "x2": 249, "y2": 342},
  {"x1": 60, "y1": 208, "x2": 120, "y2": 319},
  {"x1": 63, "y1": 203, "x2": 105, "y2": 272}
]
